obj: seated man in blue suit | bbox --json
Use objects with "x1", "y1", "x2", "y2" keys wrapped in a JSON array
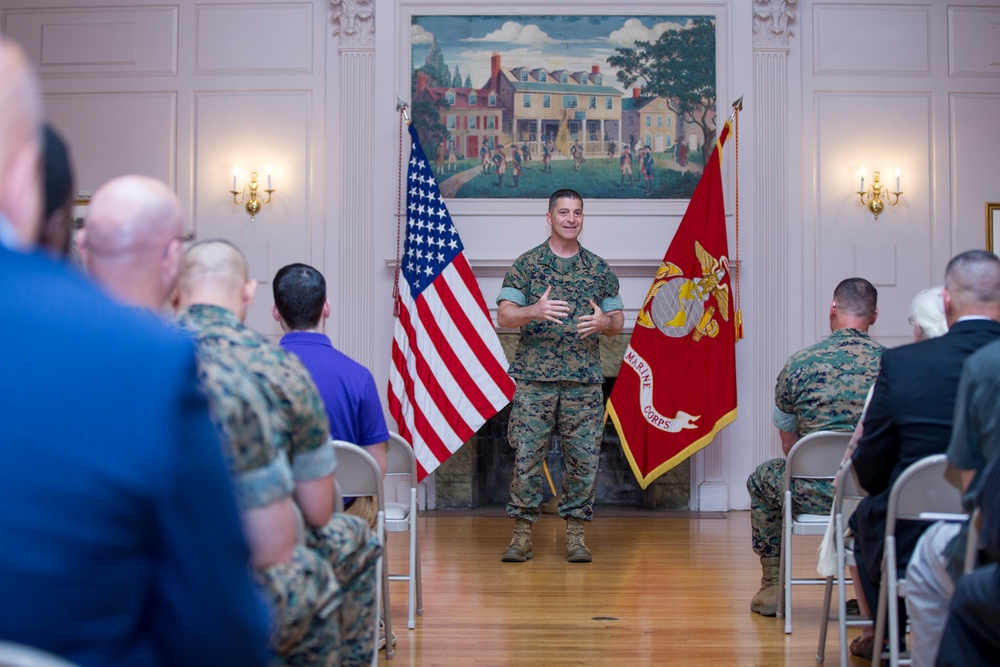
[{"x1": 0, "y1": 38, "x2": 270, "y2": 667}]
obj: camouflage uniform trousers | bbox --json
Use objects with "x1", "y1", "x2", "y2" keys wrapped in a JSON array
[
  {"x1": 306, "y1": 513, "x2": 381, "y2": 667},
  {"x1": 507, "y1": 380, "x2": 604, "y2": 522},
  {"x1": 257, "y1": 544, "x2": 341, "y2": 667},
  {"x1": 747, "y1": 457, "x2": 834, "y2": 558}
]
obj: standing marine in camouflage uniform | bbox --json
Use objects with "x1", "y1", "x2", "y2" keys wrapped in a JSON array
[
  {"x1": 497, "y1": 189, "x2": 624, "y2": 563},
  {"x1": 175, "y1": 240, "x2": 381, "y2": 666},
  {"x1": 746, "y1": 277, "x2": 884, "y2": 616}
]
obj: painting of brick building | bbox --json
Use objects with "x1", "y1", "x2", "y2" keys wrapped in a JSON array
[{"x1": 410, "y1": 15, "x2": 717, "y2": 199}]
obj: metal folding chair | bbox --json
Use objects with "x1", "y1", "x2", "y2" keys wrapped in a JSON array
[
  {"x1": 331, "y1": 440, "x2": 392, "y2": 662},
  {"x1": 872, "y1": 454, "x2": 966, "y2": 667},
  {"x1": 385, "y1": 432, "x2": 423, "y2": 629},
  {"x1": 776, "y1": 430, "x2": 853, "y2": 634},
  {"x1": 0, "y1": 641, "x2": 80, "y2": 667},
  {"x1": 817, "y1": 458, "x2": 870, "y2": 665}
]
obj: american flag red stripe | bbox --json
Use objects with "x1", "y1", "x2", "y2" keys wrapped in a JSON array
[
  {"x1": 389, "y1": 124, "x2": 516, "y2": 480},
  {"x1": 430, "y1": 259, "x2": 513, "y2": 411},
  {"x1": 414, "y1": 287, "x2": 495, "y2": 422}
]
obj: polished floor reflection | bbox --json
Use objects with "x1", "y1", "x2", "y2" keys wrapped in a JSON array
[{"x1": 378, "y1": 510, "x2": 863, "y2": 666}]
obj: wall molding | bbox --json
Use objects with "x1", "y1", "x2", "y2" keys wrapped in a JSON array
[
  {"x1": 753, "y1": 0, "x2": 797, "y2": 48},
  {"x1": 331, "y1": 0, "x2": 374, "y2": 45}
]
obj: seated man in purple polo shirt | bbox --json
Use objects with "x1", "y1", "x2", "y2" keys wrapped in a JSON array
[{"x1": 273, "y1": 262, "x2": 389, "y2": 528}]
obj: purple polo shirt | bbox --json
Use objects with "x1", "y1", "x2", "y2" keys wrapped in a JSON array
[{"x1": 279, "y1": 331, "x2": 389, "y2": 448}]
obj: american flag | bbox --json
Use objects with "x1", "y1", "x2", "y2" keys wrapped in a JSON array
[{"x1": 388, "y1": 124, "x2": 516, "y2": 480}]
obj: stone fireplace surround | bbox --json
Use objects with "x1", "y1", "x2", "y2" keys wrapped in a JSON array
[{"x1": 432, "y1": 333, "x2": 691, "y2": 510}]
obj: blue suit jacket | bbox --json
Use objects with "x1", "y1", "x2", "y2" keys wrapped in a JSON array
[{"x1": 0, "y1": 247, "x2": 270, "y2": 666}]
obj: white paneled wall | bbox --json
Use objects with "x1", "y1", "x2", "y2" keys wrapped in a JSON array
[
  {"x1": 1, "y1": 0, "x2": 326, "y2": 337},
  {"x1": 3, "y1": 0, "x2": 999, "y2": 509},
  {"x1": 45, "y1": 92, "x2": 177, "y2": 190}
]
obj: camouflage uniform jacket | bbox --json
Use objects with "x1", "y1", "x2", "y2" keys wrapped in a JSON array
[
  {"x1": 773, "y1": 327, "x2": 884, "y2": 436},
  {"x1": 177, "y1": 304, "x2": 334, "y2": 510},
  {"x1": 498, "y1": 241, "x2": 623, "y2": 384}
]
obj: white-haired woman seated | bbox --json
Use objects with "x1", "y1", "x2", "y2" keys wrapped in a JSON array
[{"x1": 908, "y1": 286, "x2": 948, "y2": 341}]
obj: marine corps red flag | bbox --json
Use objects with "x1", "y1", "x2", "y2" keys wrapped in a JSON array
[{"x1": 607, "y1": 119, "x2": 737, "y2": 488}]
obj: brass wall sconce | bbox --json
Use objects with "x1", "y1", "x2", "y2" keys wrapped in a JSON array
[
  {"x1": 230, "y1": 167, "x2": 275, "y2": 221},
  {"x1": 857, "y1": 167, "x2": 902, "y2": 221}
]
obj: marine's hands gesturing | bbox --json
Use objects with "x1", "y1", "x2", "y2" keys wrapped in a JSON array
[
  {"x1": 533, "y1": 285, "x2": 570, "y2": 324},
  {"x1": 577, "y1": 300, "x2": 609, "y2": 339}
]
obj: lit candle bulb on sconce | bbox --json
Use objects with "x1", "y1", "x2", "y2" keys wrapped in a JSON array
[
  {"x1": 266, "y1": 165, "x2": 272, "y2": 191},
  {"x1": 859, "y1": 167, "x2": 865, "y2": 192},
  {"x1": 895, "y1": 167, "x2": 901, "y2": 193},
  {"x1": 232, "y1": 167, "x2": 238, "y2": 193}
]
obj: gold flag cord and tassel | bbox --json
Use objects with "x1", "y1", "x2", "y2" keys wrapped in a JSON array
[
  {"x1": 731, "y1": 96, "x2": 744, "y2": 341},
  {"x1": 392, "y1": 96, "x2": 410, "y2": 318}
]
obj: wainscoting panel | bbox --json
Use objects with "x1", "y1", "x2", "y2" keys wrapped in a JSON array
[
  {"x1": 1, "y1": 6, "x2": 178, "y2": 76},
  {"x1": 194, "y1": 3, "x2": 313, "y2": 75},
  {"x1": 948, "y1": 6, "x2": 1000, "y2": 77},
  {"x1": 813, "y1": 3, "x2": 931, "y2": 76},
  {"x1": 950, "y1": 93, "x2": 1000, "y2": 254},
  {"x1": 44, "y1": 92, "x2": 177, "y2": 193},
  {"x1": 814, "y1": 91, "x2": 933, "y2": 342},
  {"x1": 193, "y1": 90, "x2": 314, "y2": 334}
]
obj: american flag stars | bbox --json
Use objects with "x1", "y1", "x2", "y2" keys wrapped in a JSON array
[{"x1": 402, "y1": 144, "x2": 463, "y2": 294}]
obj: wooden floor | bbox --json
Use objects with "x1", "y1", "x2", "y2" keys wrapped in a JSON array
[{"x1": 377, "y1": 510, "x2": 871, "y2": 666}]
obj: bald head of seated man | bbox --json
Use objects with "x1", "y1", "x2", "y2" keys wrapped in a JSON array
[
  {"x1": 174, "y1": 238, "x2": 257, "y2": 321},
  {"x1": 0, "y1": 39, "x2": 43, "y2": 248},
  {"x1": 84, "y1": 175, "x2": 187, "y2": 310},
  {"x1": 175, "y1": 239, "x2": 336, "y2": 571}
]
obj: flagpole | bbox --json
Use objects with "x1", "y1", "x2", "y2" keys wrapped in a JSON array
[{"x1": 730, "y1": 96, "x2": 744, "y2": 341}]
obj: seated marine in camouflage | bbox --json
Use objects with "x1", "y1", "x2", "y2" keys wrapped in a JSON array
[
  {"x1": 175, "y1": 239, "x2": 381, "y2": 666},
  {"x1": 746, "y1": 277, "x2": 883, "y2": 617}
]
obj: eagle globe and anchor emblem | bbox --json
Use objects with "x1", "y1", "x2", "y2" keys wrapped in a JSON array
[
  {"x1": 637, "y1": 241, "x2": 731, "y2": 340},
  {"x1": 619, "y1": 241, "x2": 731, "y2": 435}
]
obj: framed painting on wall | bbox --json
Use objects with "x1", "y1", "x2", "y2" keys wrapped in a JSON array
[
  {"x1": 989, "y1": 203, "x2": 1000, "y2": 252},
  {"x1": 406, "y1": 12, "x2": 721, "y2": 201},
  {"x1": 71, "y1": 198, "x2": 89, "y2": 229},
  {"x1": 67, "y1": 198, "x2": 90, "y2": 267}
]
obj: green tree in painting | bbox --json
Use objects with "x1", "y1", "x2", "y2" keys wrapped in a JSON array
[
  {"x1": 608, "y1": 18, "x2": 717, "y2": 149},
  {"x1": 464, "y1": 74, "x2": 472, "y2": 88},
  {"x1": 451, "y1": 66, "x2": 462, "y2": 87},
  {"x1": 411, "y1": 99, "x2": 450, "y2": 159},
  {"x1": 423, "y1": 38, "x2": 451, "y2": 87}
]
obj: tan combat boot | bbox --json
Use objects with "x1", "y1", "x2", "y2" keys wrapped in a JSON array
[
  {"x1": 565, "y1": 517, "x2": 592, "y2": 563},
  {"x1": 750, "y1": 556, "x2": 780, "y2": 616},
  {"x1": 501, "y1": 518, "x2": 533, "y2": 562}
]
